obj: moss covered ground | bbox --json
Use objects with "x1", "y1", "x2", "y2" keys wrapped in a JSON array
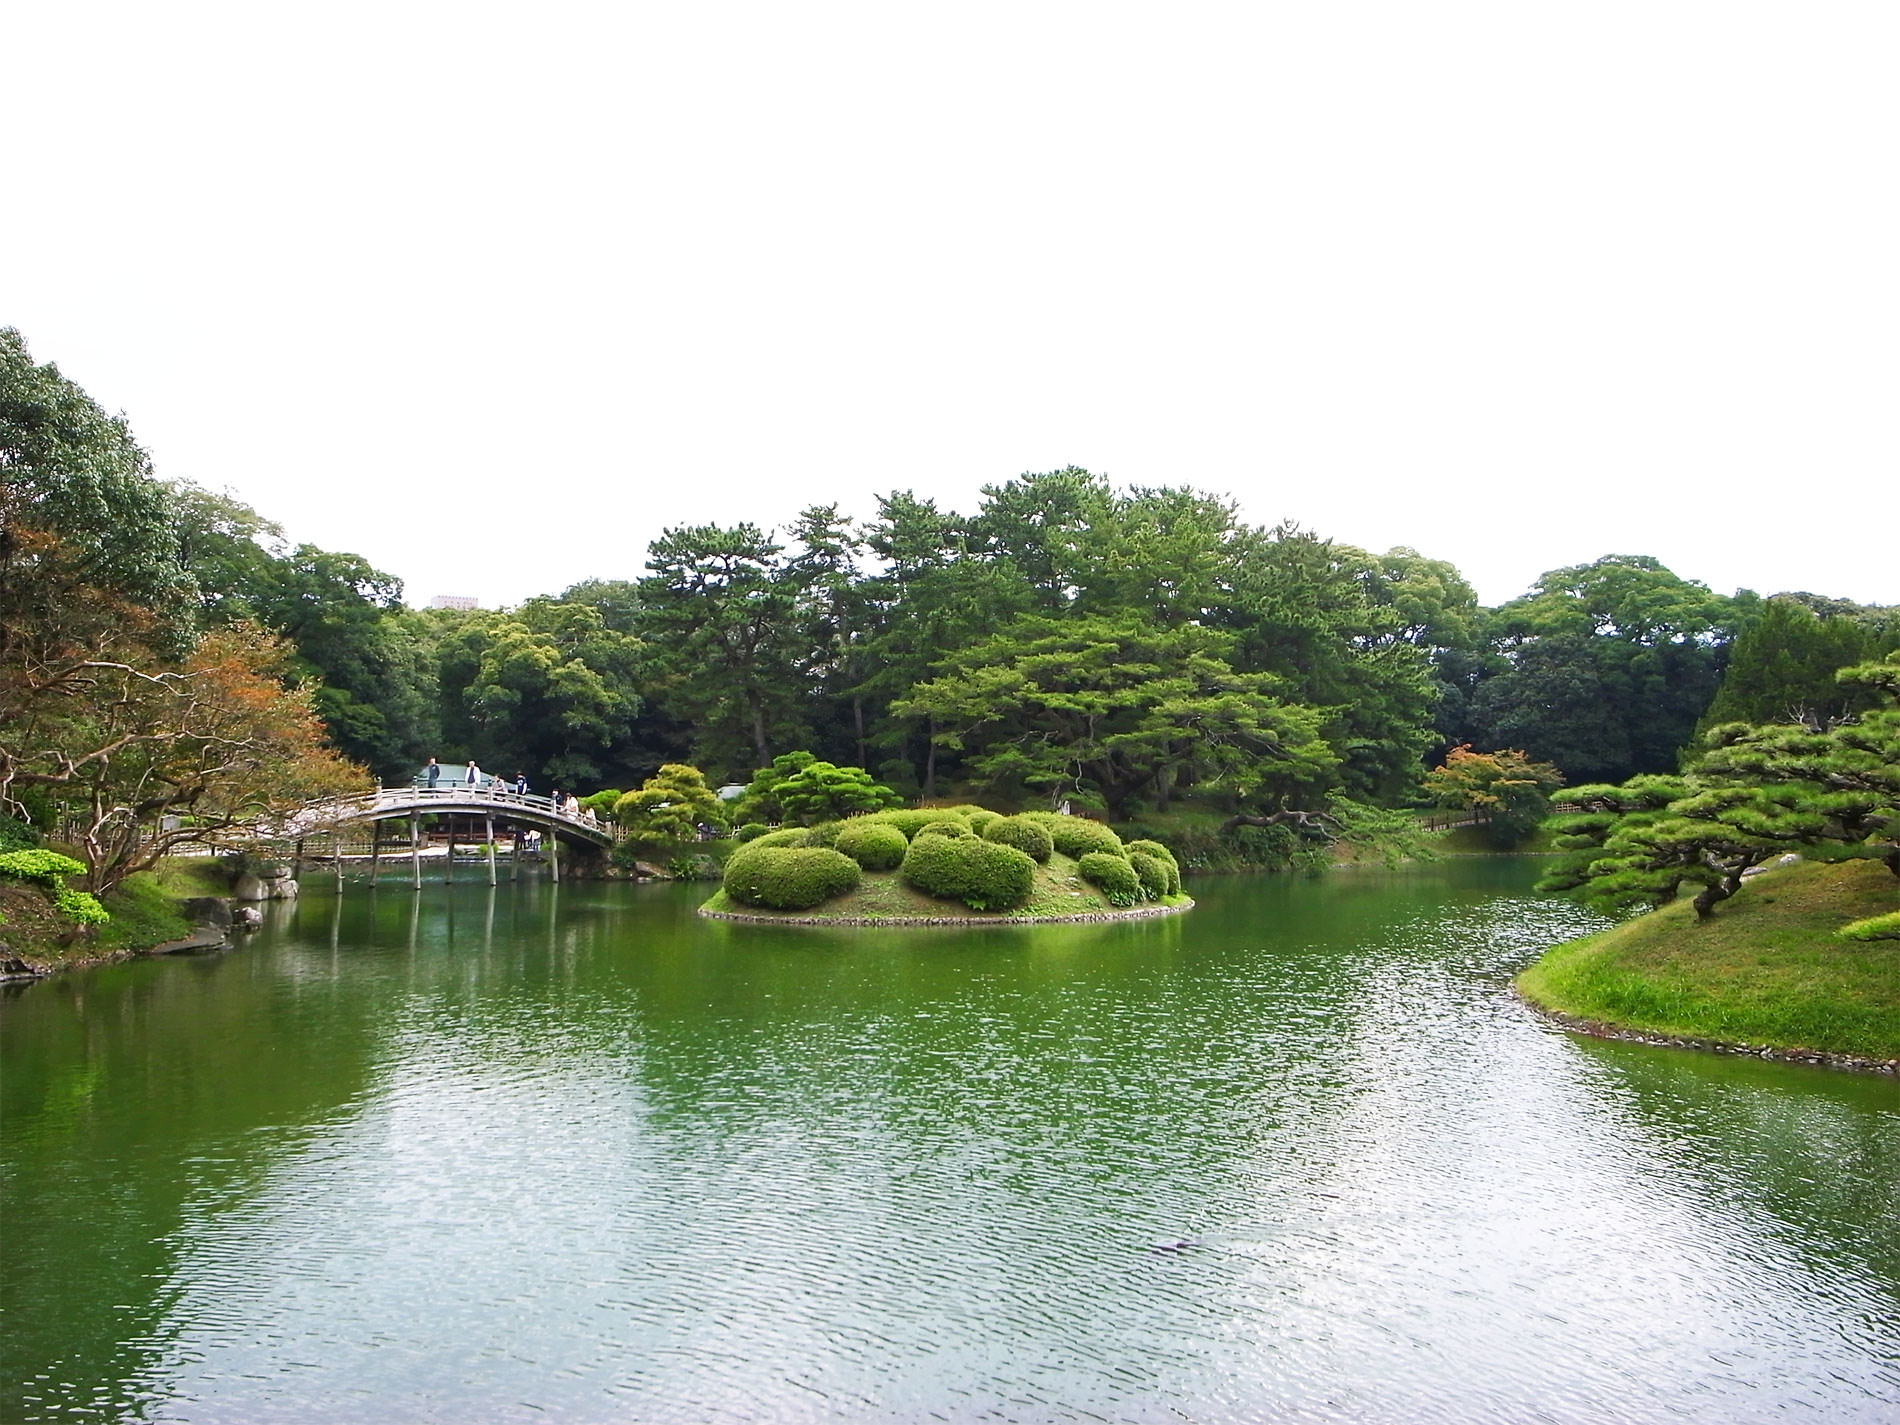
[
  {"x1": 1517, "y1": 858, "x2": 1900, "y2": 1063},
  {"x1": 701, "y1": 849, "x2": 1191, "y2": 923}
]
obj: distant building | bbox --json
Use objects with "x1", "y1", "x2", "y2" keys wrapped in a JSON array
[{"x1": 429, "y1": 595, "x2": 480, "y2": 610}]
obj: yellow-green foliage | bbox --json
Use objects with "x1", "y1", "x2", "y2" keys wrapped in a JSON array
[
  {"x1": 983, "y1": 815, "x2": 1054, "y2": 863},
  {"x1": 834, "y1": 820, "x2": 908, "y2": 871},
  {"x1": 0, "y1": 849, "x2": 87, "y2": 884},
  {"x1": 722, "y1": 844, "x2": 862, "y2": 910},
  {"x1": 1838, "y1": 911, "x2": 1900, "y2": 942}
]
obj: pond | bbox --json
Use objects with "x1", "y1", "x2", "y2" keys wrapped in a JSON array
[{"x1": 3, "y1": 860, "x2": 1896, "y2": 1423}]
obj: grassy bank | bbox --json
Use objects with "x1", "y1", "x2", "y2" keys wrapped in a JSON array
[
  {"x1": 1517, "y1": 858, "x2": 1900, "y2": 1064},
  {"x1": 0, "y1": 858, "x2": 231, "y2": 976}
]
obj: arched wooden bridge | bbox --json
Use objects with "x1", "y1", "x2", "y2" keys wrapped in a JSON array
[{"x1": 284, "y1": 784, "x2": 614, "y2": 886}]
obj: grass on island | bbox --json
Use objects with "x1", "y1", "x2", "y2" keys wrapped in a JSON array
[
  {"x1": 701, "y1": 848, "x2": 1191, "y2": 922},
  {"x1": 1517, "y1": 857, "x2": 1900, "y2": 1062}
]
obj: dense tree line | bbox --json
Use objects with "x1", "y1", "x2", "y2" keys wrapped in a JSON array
[{"x1": 7, "y1": 328, "x2": 1895, "y2": 868}]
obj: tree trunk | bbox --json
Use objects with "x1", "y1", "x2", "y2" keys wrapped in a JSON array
[
  {"x1": 854, "y1": 695, "x2": 867, "y2": 770},
  {"x1": 750, "y1": 697, "x2": 770, "y2": 769},
  {"x1": 924, "y1": 719, "x2": 938, "y2": 800}
]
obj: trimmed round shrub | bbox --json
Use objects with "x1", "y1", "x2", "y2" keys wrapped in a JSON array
[
  {"x1": 914, "y1": 819, "x2": 971, "y2": 840},
  {"x1": 899, "y1": 835, "x2": 1037, "y2": 912},
  {"x1": 804, "y1": 820, "x2": 843, "y2": 847},
  {"x1": 722, "y1": 844, "x2": 861, "y2": 910},
  {"x1": 750, "y1": 827, "x2": 811, "y2": 849},
  {"x1": 1077, "y1": 851, "x2": 1141, "y2": 907},
  {"x1": 983, "y1": 815, "x2": 1054, "y2": 863},
  {"x1": 1128, "y1": 851, "x2": 1171, "y2": 901},
  {"x1": 733, "y1": 822, "x2": 769, "y2": 843},
  {"x1": 834, "y1": 819, "x2": 909, "y2": 871},
  {"x1": 869, "y1": 809, "x2": 969, "y2": 839},
  {"x1": 1029, "y1": 815, "x2": 1123, "y2": 860},
  {"x1": 964, "y1": 808, "x2": 1001, "y2": 836},
  {"x1": 1126, "y1": 839, "x2": 1181, "y2": 894}
]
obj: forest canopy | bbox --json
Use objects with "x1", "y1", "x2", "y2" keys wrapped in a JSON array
[{"x1": 6, "y1": 328, "x2": 1893, "y2": 872}]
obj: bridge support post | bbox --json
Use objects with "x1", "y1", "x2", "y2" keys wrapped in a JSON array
[
  {"x1": 370, "y1": 822, "x2": 381, "y2": 881},
  {"x1": 293, "y1": 839, "x2": 304, "y2": 878},
  {"x1": 411, "y1": 812, "x2": 422, "y2": 891},
  {"x1": 550, "y1": 833, "x2": 560, "y2": 884},
  {"x1": 485, "y1": 813, "x2": 497, "y2": 887},
  {"x1": 446, "y1": 823, "x2": 454, "y2": 884}
]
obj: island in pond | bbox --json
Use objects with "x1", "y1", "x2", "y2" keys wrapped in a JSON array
[{"x1": 700, "y1": 808, "x2": 1191, "y2": 925}]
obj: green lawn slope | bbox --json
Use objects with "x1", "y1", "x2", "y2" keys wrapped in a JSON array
[{"x1": 1517, "y1": 858, "x2": 1900, "y2": 1065}]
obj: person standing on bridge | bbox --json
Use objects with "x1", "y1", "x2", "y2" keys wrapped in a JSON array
[
  {"x1": 426, "y1": 757, "x2": 440, "y2": 788},
  {"x1": 514, "y1": 772, "x2": 527, "y2": 796},
  {"x1": 465, "y1": 759, "x2": 481, "y2": 785}
]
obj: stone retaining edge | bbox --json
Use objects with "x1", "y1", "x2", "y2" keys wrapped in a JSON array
[
  {"x1": 699, "y1": 898, "x2": 1195, "y2": 928},
  {"x1": 1515, "y1": 990, "x2": 1898, "y2": 1075}
]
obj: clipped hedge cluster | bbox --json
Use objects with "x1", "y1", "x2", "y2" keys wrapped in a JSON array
[
  {"x1": 1126, "y1": 839, "x2": 1183, "y2": 896},
  {"x1": 733, "y1": 823, "x2": 769, "y2": 843},
  {"x1": 899, "y1": 834, "x2": 1037, "y2": 912},
  {"x1": 834, "y1": 819, "x2": 909, "y2": 871},
  {"x1": 981, "y1": 815, "x2": 1054, "y2": 863},
  {"x1": 722, "y1": 844, "x2": 862, "y2": 910},
  {"x1": 1022, "y1": 813, "x2": 1124, "y2": 860},
  {"x1": 868, "y1": 808, "x2": 971, "y2": 838},
  {"x1": 1076, "y1": 851, "x2": 1142, "y2": 906},
  {"x1": 1075, "y1": 837, "x2": 1181, "y2": 907},
  {"x1": 715, "y1": 806, "x2": 1183, "y2": 917}
]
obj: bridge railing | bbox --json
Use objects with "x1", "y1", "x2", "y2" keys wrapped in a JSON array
[{"x1": 274, "y1": 785, "x2": 611, "y2": 839}]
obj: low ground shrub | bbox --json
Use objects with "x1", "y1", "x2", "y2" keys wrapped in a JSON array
[
  {"x1": 1128, "y1": 851, "x2": 1172, "y2": 900},
  {"x1": 1838, "y1": 911, "x2": 1900, "y2": 942},
  {"x1": 1077, "y1": 851, "x2": 1141, "y2": 906},
  {"x1": 915, "y1": 820, "x2": 971, "y2": 840},
  {"x1": 899, "y1": 835, "x2": 1036, "y2": 911},
  {"x1": 983, "y1": 815, "x2": 1054, "y2": 862},
  {"x1": 834, "y1": 820, "x2": 909, "y2": 871},
  {"x1": 722, "y1": 844, "x2": 862, "y2": 910},
  {"x1": 0, "y1": 849, "x2": 87, "y2": 885},
  {"x1": 0, "y1": 815, "x2": 38, "y2": 854},
  {"x1": 53, "y1": 884, "x2": 111, "y2": 926},
  {"x1": 964, "y1": 809, "x2": 1001, "y2": 836},
  {"x1": 733, "y1": 823, "x2": 769, "y2": 843},
  {"x1": 803, "y1": 821, "x2": 843, "y2": 847}
]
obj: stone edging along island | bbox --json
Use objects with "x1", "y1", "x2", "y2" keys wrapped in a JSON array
[
  {"x1": 699, "y1": 898, "x2": 1194, "y2": 928},
  {"x1": 1514, "y1": 991, "x2": 1899, "y2": 1076}
]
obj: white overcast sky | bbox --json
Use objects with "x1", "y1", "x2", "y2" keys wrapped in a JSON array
[{"x1": 7, "y1": 2, "x2": 1896, "y2": 610}]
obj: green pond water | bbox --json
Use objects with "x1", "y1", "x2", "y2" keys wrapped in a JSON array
[{"x1": 3, "y1": 859, "x2": 1896, "y2": 1423}]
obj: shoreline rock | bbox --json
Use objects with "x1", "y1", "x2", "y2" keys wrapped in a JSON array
[{"x1": 699, "y1": 898, "x2": 1194, "y2": 928}]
